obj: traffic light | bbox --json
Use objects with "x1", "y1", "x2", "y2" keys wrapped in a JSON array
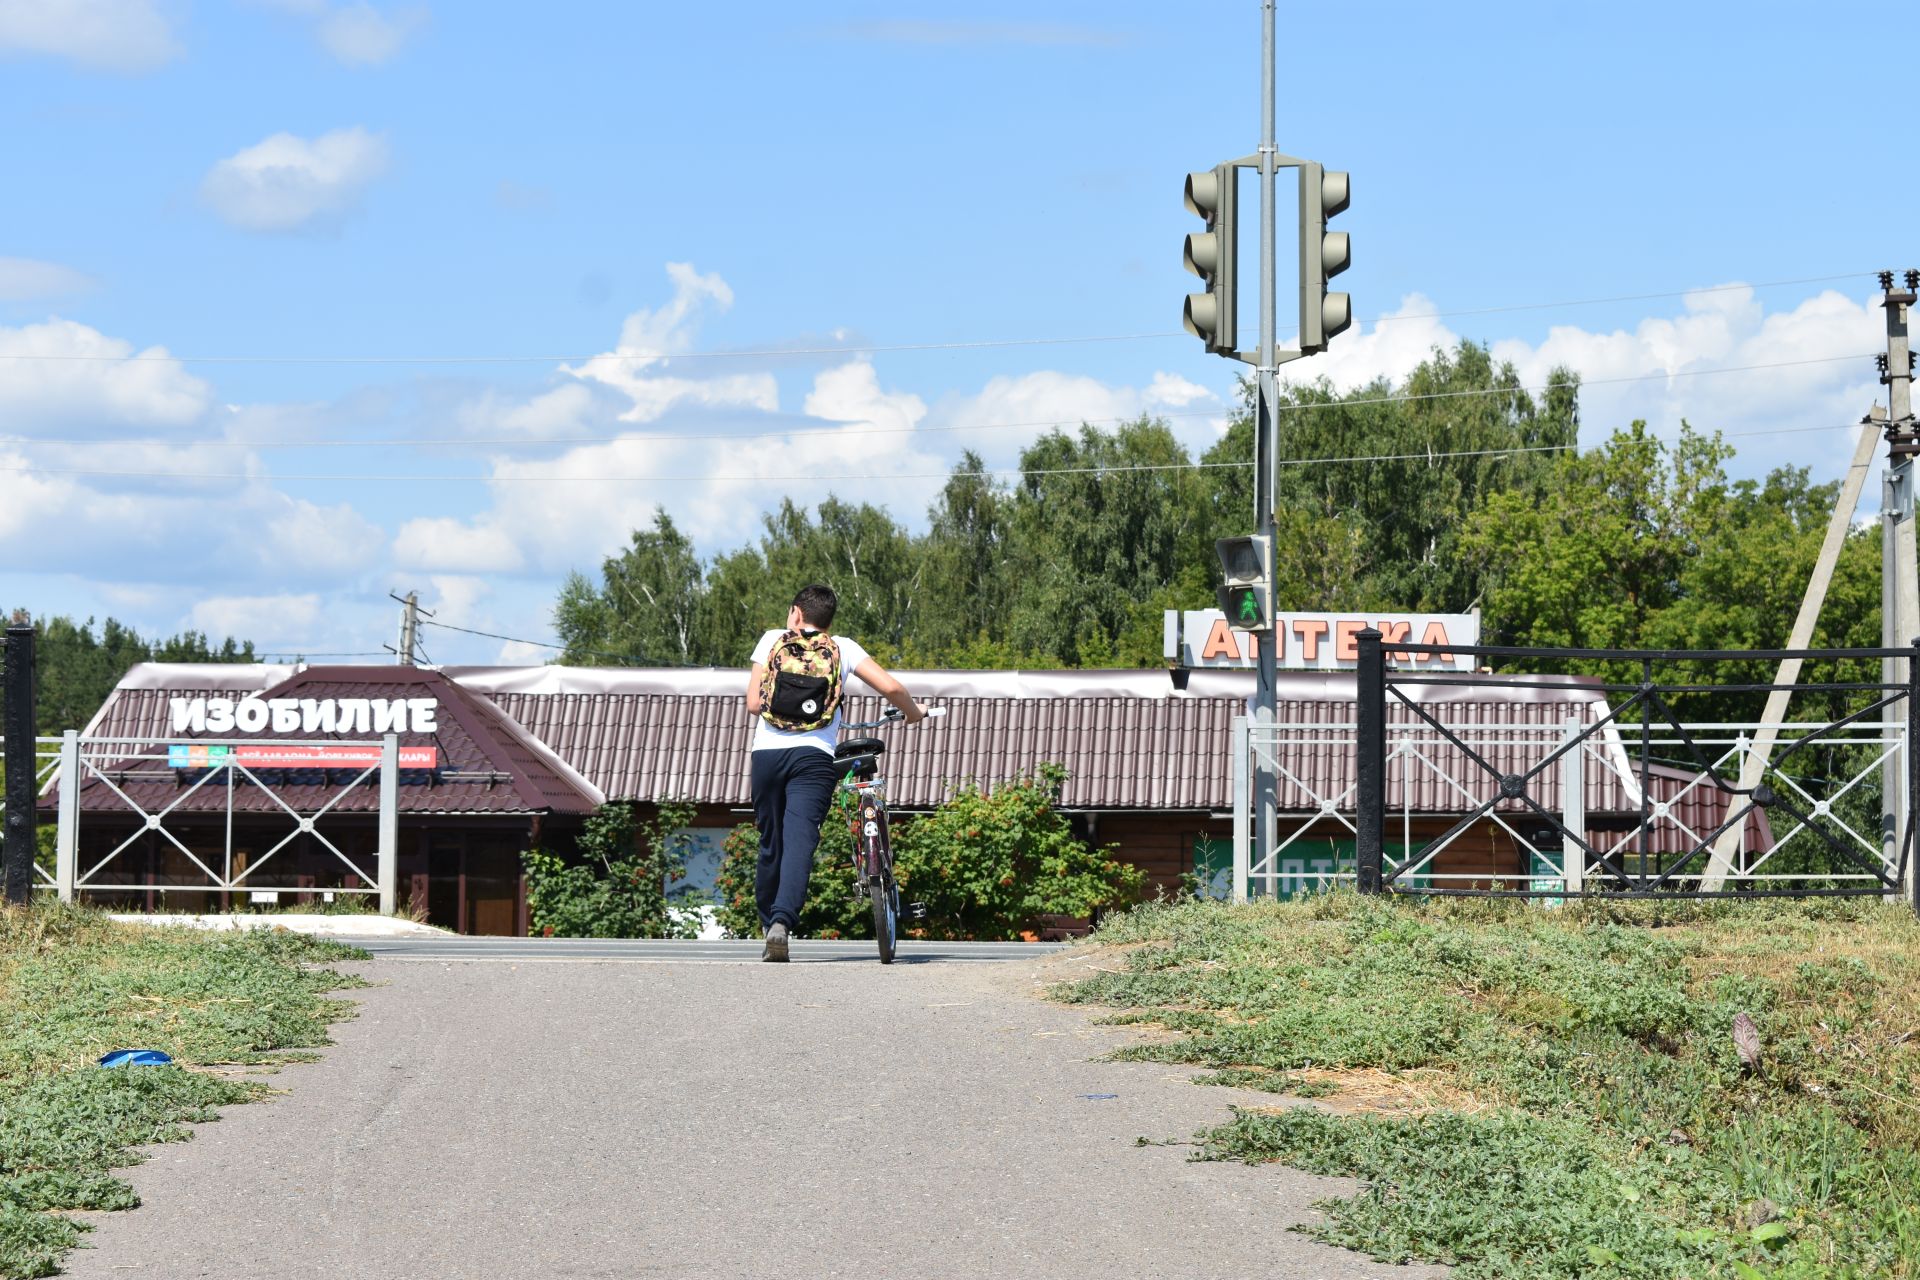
[
  {"x1": 1183, "y1": 163, "x2": 1238, "y2": 356},
  {"x1": 1299, "y1": 162, "x2": 1350, "y2": 354},
  {"x1": 1215, "y1": 534, "x2": 1272, "y2": 633}
]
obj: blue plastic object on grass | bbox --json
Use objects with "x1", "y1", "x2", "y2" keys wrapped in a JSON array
[{"x1": 98, "y1": 1049, "x2": 174, "y2": 1068}]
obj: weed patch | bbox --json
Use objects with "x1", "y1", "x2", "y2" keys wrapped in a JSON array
[
  {"x1": 1061, "y1": 894, "x2": 1920, "y2": 1278},
  {"x1": 0, "y1": 904, "x2": 363, "y2": 1279}
]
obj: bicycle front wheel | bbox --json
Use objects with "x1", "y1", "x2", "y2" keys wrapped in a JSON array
[{"x1": 870, "y1": 877, "x2": 897, "y2": 964}]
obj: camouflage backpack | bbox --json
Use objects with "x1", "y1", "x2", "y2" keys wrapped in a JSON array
[{"x1": 759, "y1": 629, "x2": 843, "y2": 732}]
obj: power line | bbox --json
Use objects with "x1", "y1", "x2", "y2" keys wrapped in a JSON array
[
  {"x1": 418, "y1": 618, "x2": 690, "y2": 667},
  {"x1": 0, "y1": 351, "x2": 1878, "y2": 456},
  {"x1": 1373, "y1": 272, "x2": 1874, "y2": 324},
  {"x1": 0, "y1": 332, "x2": 1183, "y2": 366},
  {"x1": 0, "y1": 415, "x2": 1869, "y2": 485},
  {"x1": 0, "y1": 271, "x2": 1877, "y2": 367}
]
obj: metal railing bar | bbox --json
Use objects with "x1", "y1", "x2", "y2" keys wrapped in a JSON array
[
  {"x1": 1380, "y1": 642, "x2": 1919, "y2": 661},
  {"x1": 1394, "y1": 885, "x2": 1891, "y2": 899}
]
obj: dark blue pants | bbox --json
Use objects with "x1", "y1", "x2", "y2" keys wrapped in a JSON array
[{"x1": 750, "y1": 747, "x2": 842, "y2": 931}]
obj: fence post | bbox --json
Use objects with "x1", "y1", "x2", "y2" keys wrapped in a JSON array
[
  {"x1": 378, "y1": 734, "x2": 399, "y2": 916},
  {"x1": 1561, "y1": 717, "x2": 1585, "y2": 895},
  {"x1": 1231, "y1": 715, "x2": 1250, "y2": 904},
  {"x1": 3, "y1": 624, "x2": 35, "y2": 906},
  {"x1": 1908, "y1": 638, "x2": 1919, "y2": 915},
  {"x1": 1355, "y1": 628, "x2": 1385, "y2": 894},
  {"x1": 56, "y1": 731, "x2": 78, "y2": 903}
]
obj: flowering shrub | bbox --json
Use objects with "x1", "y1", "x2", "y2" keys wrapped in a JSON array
[{"x1": 522, "y1": 800, "x2": 703, "y2": 939}]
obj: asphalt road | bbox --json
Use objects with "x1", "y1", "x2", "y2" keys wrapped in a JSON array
[
  {"x1": 62, "y1": 944, "x2": 1445, "y2": 1280},
  {"x1": 353, "y1": 936, "x2": 1070, "y2": 964}
]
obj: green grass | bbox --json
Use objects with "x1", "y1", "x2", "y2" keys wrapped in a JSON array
[
  {"x1": 1057, "y1": 893, "x2": 1920, "y2": 1279},
  {"x1": 0, "y1": 904, "x2": 365, "y2": 1279}
]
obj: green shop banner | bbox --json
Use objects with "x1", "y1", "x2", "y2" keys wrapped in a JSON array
[{"x1": 1193, "y1": 836, "x2": 1432, "y2": 900}]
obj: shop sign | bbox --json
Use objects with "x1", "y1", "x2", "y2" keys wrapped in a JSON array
[
  {"x1": 166, "y1": 743, "x2": 439, "y2": 769},
  {"x1": 168, "y1": 696, "x2": 439, "y2": 735},
  {"x1": 1164, "y1": 610, "x2": 1480, "y2": 672}
]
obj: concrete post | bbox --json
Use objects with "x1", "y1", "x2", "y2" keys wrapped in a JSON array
[{"x1": 378, "y1": 734, "x2": 399, "y2": 915}]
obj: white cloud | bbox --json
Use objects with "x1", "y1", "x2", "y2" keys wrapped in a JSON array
[
  {"x1": 396, "y1": 354, "x2": 944, "y2": 576},
  {"x1": 1488, "y1": 285, "x2": 1881, "y2": 470},
  {"x1": 457, "y1": 382, "x2": 605, "y2": 440},
  {"x1": 0, "y1": 318, "x2": 212, "y2": 429},
  {"x1": 561, "y1": 263, "x2": 778, "y2": 423},
  {"x1": 392, "y1": 516, "x2": 526, "y2": 574},
  {"x1": 200, "y1": 128, "x2": 391, "y2": 233},
  {"x1": 0, "y1": 0, "x2": 180, "y2": 72},
  {"x1": 1279, "y1": 287, "x2": 1883, "y2": 479},
  {"x1": 262, "y1": 494, "x2": 385, "y2": 575},
  {"x1": 189, "y1": 594, "x2": 323, "y2": 647},
  {"x1": 1144, "y1": 371, "x2": 1213, "y2": 408},
  {"x1": 252, "y1": 0, "x2": 426, "y2": 65},
  {"x1": 316, "y1": 3, "x2": 426, "y2": 64},
  {"x1": 1277, "y1": 292, "x2": 1459, "y2": 395},
  {"x1": 423, "y1": 574, "x2": 490, "y2": 625},
  {"x1": 0, "y1": 257, "x2": 96, "y2": 301},
  {"x1": 927, "y1": 367, "x2": 1226, "y2": 467}
]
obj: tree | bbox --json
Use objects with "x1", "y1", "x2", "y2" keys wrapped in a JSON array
[
  {"x1": 1460, "y1": 422, "x2": 1879, "y2": 723},
  {"x1": 1002, "y1": 417, "x2": 1201, "y2": 666},
  {"x1": 554, "y1": 512, "x2": 706, "y2": 665},
  {"x1": 25, "y1": 615, "x2": 255, "y2": 737},
  {"x1": 907, "y1": 452, "x2": 1013, "y2": 659},
  {"x1": 756, "y1": 497, "x2": 921, "y2": 660}
]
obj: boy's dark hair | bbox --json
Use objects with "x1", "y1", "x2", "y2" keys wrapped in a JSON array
[{"x1": 792, "y1": 584, "x2": 838, "y2": 630}]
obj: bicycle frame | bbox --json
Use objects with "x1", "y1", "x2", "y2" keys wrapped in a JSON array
[
  {"x1": 839, "y1": 771, "x2": 893, "y2": 886},
  {"x1": 835, "y1": 707, "x2": 941, "y2": 962}
]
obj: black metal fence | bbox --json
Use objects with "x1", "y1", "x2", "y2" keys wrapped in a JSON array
[
  {"x1": 1352, "y1": 629, "x2": 1919, "y2": 910},
  {"x1": 3, "y1": 623, "x2": 37, "y2": 905}
]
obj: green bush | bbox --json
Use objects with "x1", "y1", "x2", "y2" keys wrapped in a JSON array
[
  {"x1": 713, "y1": 762, "x2": 1144, "y2": 941},
  {"x1": 891, "y1": 763, "x2": 1143, "y2": 939},
  {"x1": 522, "y1": 800, "x2": 701, "y2": 939}
]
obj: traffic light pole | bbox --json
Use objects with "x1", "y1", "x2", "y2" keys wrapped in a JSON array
[{"x1": 1252, "y1": 0, "x2": 1279, "y2": 880}]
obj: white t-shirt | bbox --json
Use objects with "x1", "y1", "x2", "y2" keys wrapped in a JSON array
[{"x1": 749, "y1": 629, "x2": 873, "y2": 755}]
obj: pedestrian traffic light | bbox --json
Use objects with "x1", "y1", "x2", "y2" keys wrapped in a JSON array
[
  {"x1": 1183, "y1": 163, "x2": 1238, "y2": 356},
  {"x1": 1299, "y1": 162, "x2": 1350, "y2": 354},
  {"x1": 1215, "y1": 534, "x2": 1272, "y2": 633}
]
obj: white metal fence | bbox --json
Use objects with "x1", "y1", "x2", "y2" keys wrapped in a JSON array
[{"x1": 17, "y1": 731, "x2": 401, "y2": 911}]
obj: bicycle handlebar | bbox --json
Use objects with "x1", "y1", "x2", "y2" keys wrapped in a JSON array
[{"x1": 842, "y1": 706, "x2": 946, "y2": 730}]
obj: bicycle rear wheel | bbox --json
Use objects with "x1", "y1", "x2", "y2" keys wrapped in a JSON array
[{"x1": 870, "y1": 876, "x2": 897, "y2": 964}]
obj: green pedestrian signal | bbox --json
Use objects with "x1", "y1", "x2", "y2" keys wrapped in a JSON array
[
  {"x1": 1215, "y1": 535, "x2": 1273, "y2": 634},
  {"x1": 1215, "y1": 584, "x2": 1271, "y2": 634}
]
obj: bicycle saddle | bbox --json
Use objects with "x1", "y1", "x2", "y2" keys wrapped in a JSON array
[{"x1": 835, "y1": 736, "x2": 886, "y2": 760}]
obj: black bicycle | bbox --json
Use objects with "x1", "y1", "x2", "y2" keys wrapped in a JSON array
[{"x1": 834, "y1": 706, "x2": 943, "y2": 963}]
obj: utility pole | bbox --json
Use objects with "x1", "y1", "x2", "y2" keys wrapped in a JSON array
[
  {"x1": 395, "y1": 591, "x2": 421, "y2": 666},
  {"x1": 1877, "y1": 270, "x2": 1918, "y2": 898}
]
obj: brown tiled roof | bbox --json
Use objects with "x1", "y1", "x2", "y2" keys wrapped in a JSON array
[
  {"x1": 56, "y1": 666, "x2": 597, "y2": 818},
  {"x1": 51, "y1": 663, "x2": 1765, "y2": 839}
]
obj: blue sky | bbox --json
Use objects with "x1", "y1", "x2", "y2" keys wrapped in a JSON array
[{"x1": 0, "y1": 1, "x2": 1907, "y2": 664}]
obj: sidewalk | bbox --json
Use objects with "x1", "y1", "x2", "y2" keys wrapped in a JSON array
[
  {"x1": 106, "y1": 912, "x2": 450, "y2": 938},
  {"x1": 59, "y1": 949, "x2": 1446, "y2": 1280}
]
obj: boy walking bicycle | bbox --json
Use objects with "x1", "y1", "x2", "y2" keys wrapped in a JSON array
[{"x1": 745, "y1": 584, "x2": 923, "y2": 961}]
